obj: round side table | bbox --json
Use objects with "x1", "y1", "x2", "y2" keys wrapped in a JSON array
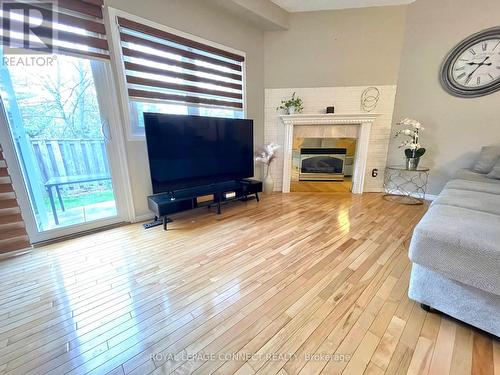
[{"x1": 383, "y1": 165, "x2": 430, "y2": 205}]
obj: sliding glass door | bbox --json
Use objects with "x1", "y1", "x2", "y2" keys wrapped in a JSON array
[{"x1": 0, "y1": 51, "x2": 127, "y2": 241}]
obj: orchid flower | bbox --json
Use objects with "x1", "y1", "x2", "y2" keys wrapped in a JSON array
[
  {"x1": 395, "y1": 118, "x2": 425, "y2": 158},
  {"x1": 255, "y1": 143, "x2": 280, "y2": 165}
]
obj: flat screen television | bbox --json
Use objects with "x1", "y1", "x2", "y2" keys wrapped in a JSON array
[{"x1": 144, "y1": 113, "x2": 254, "y2": 194}]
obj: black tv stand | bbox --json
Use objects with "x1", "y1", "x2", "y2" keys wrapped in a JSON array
[{"x1": 144, "y1": 179, "x2": 262, "y2": 230}]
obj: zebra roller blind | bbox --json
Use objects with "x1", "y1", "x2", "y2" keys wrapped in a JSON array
[
  {"x1": 116, "y1": 16, "x2": 245, "y2": 109},
  {"x1": 0, "y1": 0, "x2": 110, "y2": 59}
]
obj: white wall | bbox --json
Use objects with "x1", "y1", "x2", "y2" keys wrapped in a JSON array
[
  {"x1": 389, "y1": 0, "x2": 500, "y2": 195},
  {"x1": 264, "y1": 6, "x2": 407, "y2": 88},
  {"x1": 265, "y1": 86, "x2": 398, "y2": 191},
  {"x1": 104, "y1": 0, "x2": 265, "y2": 218}
]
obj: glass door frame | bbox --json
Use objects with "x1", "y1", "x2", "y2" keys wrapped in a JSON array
[{"x1": 0, "y1": 58, "x2": 135, "y2": 244}]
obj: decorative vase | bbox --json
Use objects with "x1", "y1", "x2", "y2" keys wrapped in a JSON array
[
  {"x1": 287, "y1": 106, "x2": 296, "y2": 115},
  {"x1": 263, "y1": 174, "x2": 274, "y2": 194},
  {"x1": 406, "y1": 157, "x2": 420, "y2": 170}
]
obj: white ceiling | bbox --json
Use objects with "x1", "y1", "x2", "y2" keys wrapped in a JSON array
[{"x1": 270, "y1": 0, "x2": 415, "y2": 12}]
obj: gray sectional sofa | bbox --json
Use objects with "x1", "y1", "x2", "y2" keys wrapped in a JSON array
[{"x1": 408, "y1": 167, "x2": 500, "y2": 337}]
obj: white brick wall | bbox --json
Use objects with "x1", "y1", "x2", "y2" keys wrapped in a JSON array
[{"x1": 264, "y1": 86, "x2": 398, "y2": 192}]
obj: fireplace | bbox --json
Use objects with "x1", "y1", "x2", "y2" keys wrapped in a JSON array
[
  {"x1": 299, "y1": 148, "x2": 347, "y2": 181},
  {"x1": 280, "y1": 114, "x2": 378, "y2": 193}
]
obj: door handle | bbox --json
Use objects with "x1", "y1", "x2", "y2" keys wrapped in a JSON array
[{"x1": 101, "y1": 119, "x2": 112, "y2": 142}]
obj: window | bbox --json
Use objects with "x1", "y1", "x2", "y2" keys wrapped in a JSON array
[
  {"x1": 112, "y1": 12, "x2": 246, "y2": 138},
  {"x1": 0, "y1": 0, "x2": 124, "y2": 234},
  {"x1": 130, "y1": 101, "x2": 244, "y2": 130}
]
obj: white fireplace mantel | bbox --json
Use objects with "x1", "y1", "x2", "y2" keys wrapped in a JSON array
[{"x1": 280, "y1": 113, "x2": 380, "y2": 194}]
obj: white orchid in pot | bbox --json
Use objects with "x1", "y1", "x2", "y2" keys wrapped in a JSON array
[
  {"x1": 394, "y1": 118, "x2": 426, "y2": 170},
  {"x1": 255, "y1": 142, "x2": 280, "y2": 194}
]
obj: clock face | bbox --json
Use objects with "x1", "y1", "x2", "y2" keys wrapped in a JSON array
[
  {"x1": 451, "y1": 39, "x2": 500, "y2": 88},
  {"x1": 441, "y1": 28, "x2": 500, "y2": 97}
]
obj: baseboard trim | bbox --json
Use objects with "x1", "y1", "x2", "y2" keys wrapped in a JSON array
[
  {"x1": 385, "y1": 189, "x2": 437, "y2": 201},
  {"x1": 0, "y1": 246, "x2": 32, "y2": 259},
  {"x1": 133, "y1": 213, "x2": 155, "y2": 223},
  {"x1": 32, "y1": 222, "x2": 129, "y2": 247}
]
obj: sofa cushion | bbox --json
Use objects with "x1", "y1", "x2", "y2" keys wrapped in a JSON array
[
  {"x1": 487, "y1": 158, "x2": 500, "y2": 180},
  {"x1": 432, "y1": 188, "x2": 500, "y2": 215},
  {"x1": 454, "y1": 168, "x2": 500, "y2": 184},
  {"x1": 409, "y1": 204, "x2": 500, "y2": 296},
  {"x1": 444, "y1": 179, "x2": 500, "y2": 195},
  {"x1": 472, "y1": 146, "x2": 500, "y2": 173}
]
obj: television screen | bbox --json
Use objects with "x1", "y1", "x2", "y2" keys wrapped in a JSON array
[{"x1": 144, "y1": 113, "x2": 254, "y2": 194}]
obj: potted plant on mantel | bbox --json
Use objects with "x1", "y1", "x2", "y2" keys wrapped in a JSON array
[
  {"x1": 276, "y1": 92, "x2": 304, "y2": 115},
  {"x1": 394, "y1": 118, "x2": 426, "y2": 170}
]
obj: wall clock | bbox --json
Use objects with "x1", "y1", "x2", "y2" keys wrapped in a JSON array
[{"x1": 440, "y1": 27, "x2": 500, "y2": 97}]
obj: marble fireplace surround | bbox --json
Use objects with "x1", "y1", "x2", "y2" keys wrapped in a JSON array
[{"x1": 280, "y1": 113, "x2": 380, "y2": 194}]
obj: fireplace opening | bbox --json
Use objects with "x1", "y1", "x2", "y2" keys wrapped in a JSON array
[
  {"x1": 291, "y1": 137, "x2": 356, "y2": 192},
  {"x1": 300, "y1": 148, "x2": 346, "y2": 181}
]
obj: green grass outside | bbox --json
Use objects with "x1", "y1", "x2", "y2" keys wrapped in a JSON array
[{"x1": 44, "y1": 190, "x2": 115, "y2": 211}]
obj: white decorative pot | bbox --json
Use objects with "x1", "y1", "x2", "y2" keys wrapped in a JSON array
[
  {"x1": 263, "y1": 175, "x2": 274, "y2": 194},
  {"x1": 287, "y1": 107, "x2": 296, "y2": 115}
]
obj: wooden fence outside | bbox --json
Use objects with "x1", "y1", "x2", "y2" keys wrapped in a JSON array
[{"x1": 30, "y1": 139, "x2": 110, "y2": 183}]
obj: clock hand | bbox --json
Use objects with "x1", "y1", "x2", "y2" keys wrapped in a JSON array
[
  {"x1": 466, "y1": 56, "x2": 490, "y2": 81},
  {"x1": 466, "y1": 62, "x2": 493, "y2": 66},
  {"x1": 466, "y1": 56, "x2": 491, "y2": 65}
]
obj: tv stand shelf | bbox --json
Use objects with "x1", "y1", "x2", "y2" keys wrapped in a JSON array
[{"x1": 146, "y1": 179, "x2": 262, "y2": 230}]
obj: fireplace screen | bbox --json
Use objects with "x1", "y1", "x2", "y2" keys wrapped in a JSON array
[{"x1": 299, "y1": 148, "x2": 347, "y2": 181}]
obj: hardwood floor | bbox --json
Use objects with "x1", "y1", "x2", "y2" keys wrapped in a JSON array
[{"x1": 0, "y1": 193, "x2": 498, "y2": 375}]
